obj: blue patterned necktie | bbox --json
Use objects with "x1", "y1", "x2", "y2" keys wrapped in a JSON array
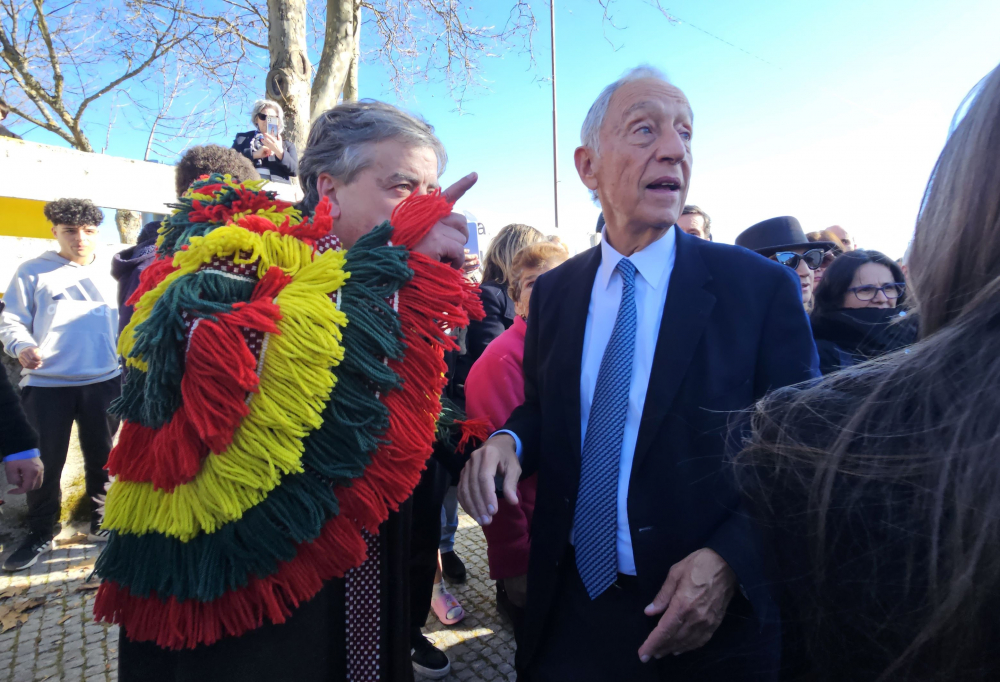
[{"x1": 574, "y1": 257, "x2": 638, "y2": 600}]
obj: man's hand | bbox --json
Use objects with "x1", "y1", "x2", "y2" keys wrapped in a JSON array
[
  {"x1": 5, "y1": 457, "x2": 44, "y2": 495},
  {"x1": 413, "y1": 173, "x2": 478, "y2": 269},
  {"x1": 458, "y1": 432, "x2": 520, "y2": 525},
  {"x1": 462, "y1": 249, "x2": 481, "y2": 280},
  {"x1": 261, "y1": 133, "x2": 284, "y2": 159},
  {"x1": 638, "y1": 548, "x2": 736, "y2": 662},
  {"x1": 505, "y1": 574, "x2": 528, "y2": 608},
  {"x1": 17, "y1": 346, "x2": 42, "y2": 370}
]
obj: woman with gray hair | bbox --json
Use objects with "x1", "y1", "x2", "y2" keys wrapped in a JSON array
[{"x1": 231, "y1": 99, "x2": 299, "y2": 183}]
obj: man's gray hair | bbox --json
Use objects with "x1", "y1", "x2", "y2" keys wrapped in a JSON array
[
  {"x1": 251, "y1": 99, "x2": 285, "y2": 133},
  {"x1": 580, "y1": 65, "x2": 671, "y2": 203},
  {"x1": 299, "y1": 100, "x2": 448, "y2": 210},
  {"x1": 580, "y1": 65, "x2": 670, "y2": 154}
]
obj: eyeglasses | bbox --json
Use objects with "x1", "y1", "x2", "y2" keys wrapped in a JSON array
[
  {"x1": 848, "y1": 283, "x2": 906, "y2": 301},
  {"x1": 771, "y1": 249, "x2": 825, "y2": 271}
]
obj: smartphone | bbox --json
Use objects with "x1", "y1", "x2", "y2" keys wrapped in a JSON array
[{"x1": 266, "y1": 115, "x2": 278, "y2": 137}]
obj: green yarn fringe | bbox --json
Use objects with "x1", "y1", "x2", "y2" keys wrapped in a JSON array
[{"x1": 96, "y1": 224, "x2": 414, "y2": 602}]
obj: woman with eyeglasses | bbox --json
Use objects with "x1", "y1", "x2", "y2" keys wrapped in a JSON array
[
  {"x1": 810, "y1": 249, "x2": 916, "y2": 375},
  {"x1": 231, "y1": 99, "x2": 299, "y2": 184}
]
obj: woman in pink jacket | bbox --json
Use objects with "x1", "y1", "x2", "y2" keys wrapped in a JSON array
[{"x1": 464, "y1": 240, "x2": 568, "y2": 637}]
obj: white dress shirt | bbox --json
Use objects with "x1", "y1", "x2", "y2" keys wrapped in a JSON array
[
  {"x1": 574, "y1": 227, "x2": 676, "y2": 575},
  {"x1": 496, "y1": 227, "x2": 676, "y2": 575}
]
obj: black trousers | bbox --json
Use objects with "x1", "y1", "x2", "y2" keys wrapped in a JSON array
[
  {"x1": 21, "y1": 378, "x2": 121, "y2": 536},
  {"x1": 409, "y1": 456, "x2": 452, "y2": 631},
  {"x1": 522, "y1": 550, "x2": 779, "y2": 682}
]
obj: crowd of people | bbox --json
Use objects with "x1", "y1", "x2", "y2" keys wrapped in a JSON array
[{"x1": 0, "y1": 58, "x2": 997, "y2": 682}]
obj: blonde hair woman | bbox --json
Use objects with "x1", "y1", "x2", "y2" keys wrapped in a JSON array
[{"x1": 231, "y1": 99, "x2": 299, "y2": 183}]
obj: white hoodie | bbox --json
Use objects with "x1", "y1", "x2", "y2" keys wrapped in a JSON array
[{"x1": 1, "y1": 251, "x2": 120, "y2": 387}]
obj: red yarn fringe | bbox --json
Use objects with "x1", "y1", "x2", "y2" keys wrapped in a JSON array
[
  {"x1": 456, "y1": 417, "x2": 490, "y2": 453},
  {"x1": 126, "y1": 256, "x2": 176, "y2": 309},
  {"x1": 94, "y1": 511, "x2": 366, "y2": 650},
  {"x1": 96, "y1": 191, "x2": 484, "y2": 648},
  {"x1": 109, "y1": 270, "x2": 287, "y2": 490}
]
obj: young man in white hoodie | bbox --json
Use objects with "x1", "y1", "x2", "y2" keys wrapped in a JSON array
[{"x1": 0, "y1": 198, "x2": 121, "y2": 571}]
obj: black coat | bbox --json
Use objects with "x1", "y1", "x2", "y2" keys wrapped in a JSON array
[
  {"x1": 504, "y1": 229, "x2": 820, "y2": 680},
  {"x1": 232, "y1": 130, "x2": 299, "y2": 183},
  {"x1": 111, "y1": 222, "x2": 160, "y2": 335},
  {"x1": 0, "y1": 364, "x2": 37, "y2": 458},
  {"x1": 451, "y1": 279, "x2": 516, "y2": 402},
  {"x1": 811, "y1": 307, "x2": 918, "y2": 375}
]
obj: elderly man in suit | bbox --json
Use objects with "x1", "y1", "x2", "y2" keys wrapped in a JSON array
[{"x1": 459, "y1": 66, "x2": 819, "y2": 681}]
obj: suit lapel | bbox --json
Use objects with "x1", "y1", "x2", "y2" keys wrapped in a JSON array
[
  {"x1": 559, "y1": 245, "x2": 602, "y2": 462},
  {"x1": 631, "y1": 230, "x2": 716, "y2": 474}
]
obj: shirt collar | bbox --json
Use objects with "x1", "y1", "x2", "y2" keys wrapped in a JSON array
[{"x1": 597, "y1": 225, "x2": 676, "y2": 291}]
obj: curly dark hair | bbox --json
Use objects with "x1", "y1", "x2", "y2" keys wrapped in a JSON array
[
  {"x1": 175, "y1": 144, "x2": 259, "y2": 197},
  {"x1": 43, "y1": 198, "x2": 104, "y2": 227}
]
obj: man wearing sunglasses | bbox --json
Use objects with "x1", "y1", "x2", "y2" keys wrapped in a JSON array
[{"x1": 736, "y1": 216, "x2": 835, "y2": 310}]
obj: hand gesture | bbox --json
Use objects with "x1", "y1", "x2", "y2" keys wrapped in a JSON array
[
  {"x1": 261, "y1": 133, "x2": 284, "y2": 159},
  {"x1": 412, "y1": 173, "x2": 478, "y2": 269},
  {"x1": 252, "y1": 144, "x2": 271, "y2": 160},
  {"x1": 5, "y1": 457, "x2": 44, "y2": 495},
  {"x1": 462, "y1": 249, "x2": 481, "y2": 280},
  {"x1": 458, "y1": 432, "x2": 521, "y2": 525},
  {"x1": 638, "y1": 548, "x2": 737, "y2": 662},
  {"x1": 18, "y1": 346, "x2": 42, "y2": 370}
]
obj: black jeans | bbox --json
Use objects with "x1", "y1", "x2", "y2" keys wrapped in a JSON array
[{"x1": 21, "y1": 378, "x2": 121, "y2": 536}]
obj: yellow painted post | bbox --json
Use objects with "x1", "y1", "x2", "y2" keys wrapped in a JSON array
[{"x1": 0, "y1": 197, "x2": 52, "y2": 239}]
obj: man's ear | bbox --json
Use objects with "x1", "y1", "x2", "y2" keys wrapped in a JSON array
[
  {"x1": 315, "y1": 173, "x2": 343, "y2": 221},
  {"x1": 574, "y1": 146, "x2": 599, "y2": 195},
  {"x1": 51, "y1": 225, "x2": 58, "y2": 240}
]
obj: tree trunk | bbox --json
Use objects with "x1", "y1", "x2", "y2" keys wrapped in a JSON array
[
  {"x1": 266, "y1": 0, "x2": 313, "y2": 151},
  {"x1": 311, "y1": 0, "x2": 359, "y2": 117},
  {"x1": 342, "y1": 5, "x2": 361, "y2": 102},
  {"x1": 116, "y1": 209, "x2": 143, "y2": 245}
]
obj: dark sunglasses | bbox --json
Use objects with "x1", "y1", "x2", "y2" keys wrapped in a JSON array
[
  {"x1": 256, "y1": 113, "x2": 269, "y2": 121},
  {"x1": 848, "y1": 283, "x2": 906, "y2": 301},
  {"x1": 771, "y1": 249, "x2": 825, "y2": 271}
]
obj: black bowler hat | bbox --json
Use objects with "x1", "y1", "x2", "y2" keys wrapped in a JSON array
[{"x1": 736, "y1": 216, "x2": 835, "y2": 257}]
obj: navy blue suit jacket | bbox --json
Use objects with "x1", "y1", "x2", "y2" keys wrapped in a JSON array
[{"x1": 504, "y1": 228, "x2": 820, "y2": 679}]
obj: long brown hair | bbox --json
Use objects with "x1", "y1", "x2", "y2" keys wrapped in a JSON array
[{"x1": 738, "y1": 62, "x2": 1000, "y2": 682}]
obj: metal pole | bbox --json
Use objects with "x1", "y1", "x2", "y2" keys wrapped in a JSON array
[{"x1": 550, "y1": 0, "x2": 559, "y2": 228}]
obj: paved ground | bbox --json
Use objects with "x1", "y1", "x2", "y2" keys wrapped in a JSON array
[
  {"x1": 0, "y1": 512, "x2": 513, "y2": 681},
  {"x1": 417, "y1": 513, "x2": 516, "y2": 682}
]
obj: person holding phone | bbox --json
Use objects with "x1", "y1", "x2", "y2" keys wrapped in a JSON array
[{"x1": 232, "y1": 99, "x2": 299, "y2": 183}]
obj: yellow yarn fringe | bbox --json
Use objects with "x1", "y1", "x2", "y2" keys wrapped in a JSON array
[
  {"x1": 119, "y1": 227, "x2": 318, "y2": 368},
  {"x1": 104, "y1": 246, "x2": 349, "y2": 541}
]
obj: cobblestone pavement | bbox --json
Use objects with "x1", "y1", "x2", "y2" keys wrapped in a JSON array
[
  {"x1": 418, "y1": 513, "x2": 516, "y2": 682},
  {"x1": 0, "y1": 513, "x2": 513, "y2": 681}
]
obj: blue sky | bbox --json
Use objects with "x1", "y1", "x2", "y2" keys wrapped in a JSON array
[{"x1": 14, "y1": 0, "x2": 1000, "y2": 254}]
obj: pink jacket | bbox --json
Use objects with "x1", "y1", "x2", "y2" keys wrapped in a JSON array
[{"x1": 464, "y1": 315, "x2": 537, "y2": 580}]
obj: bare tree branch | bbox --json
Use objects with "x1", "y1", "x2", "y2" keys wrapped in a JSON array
[{"x1": 1, "y1": 0, "x2": 266, "y2": 152}]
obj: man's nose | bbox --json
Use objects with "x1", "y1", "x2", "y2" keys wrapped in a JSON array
[
  {"x1": 654, "y1": 129, "x2": 688, "y2": 164},
  {"x1": 796, "y1": 261, "x2": 811, "y2": 277}
]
